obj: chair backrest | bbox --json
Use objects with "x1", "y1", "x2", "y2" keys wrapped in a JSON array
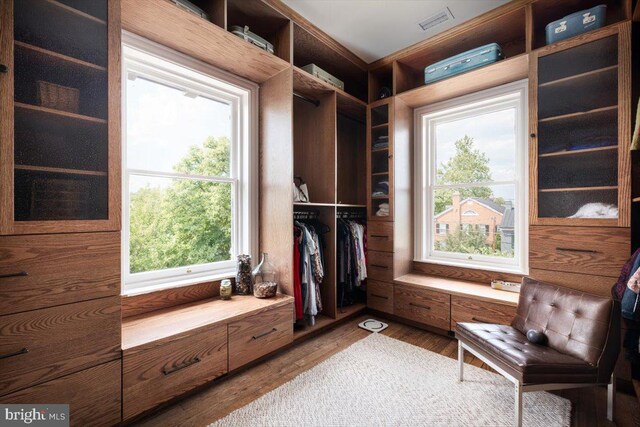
[{"x1": 512, "y1": 277, "x2": 620, "y2": 377}]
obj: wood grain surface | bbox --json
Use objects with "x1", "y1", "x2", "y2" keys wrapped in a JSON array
[{"x1": 394, "y1": 283, "x2": 451, "y2": 330}]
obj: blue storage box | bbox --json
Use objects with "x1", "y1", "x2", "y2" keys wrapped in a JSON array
[
  {"x1": 424, "y1": 43, "x2": 503, "y2": 85},
  {"x1": 545, "y1": 5, "x2": 607, "y2": 45}
]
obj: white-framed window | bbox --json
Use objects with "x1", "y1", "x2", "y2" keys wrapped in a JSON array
[
  {"x1": 414, "y1": 80, "x2": 528, "y2": 275},
  {"x1": 122, "y1": 33, "x2": 257, "y2": 295},
  {"x1": 436, "y1": 223, "x2": 448, "y2": 235}
]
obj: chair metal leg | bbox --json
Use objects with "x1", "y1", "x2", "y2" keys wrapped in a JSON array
[
  {"x1": 515, "y1": 382, "x2": 522, "y2": 427},
  {"x1": 607, "y1": 374, "x2": 616, "y2": 422},
  {"x1": 458, "y1": 341, "x2": 464, "y2": 382}
]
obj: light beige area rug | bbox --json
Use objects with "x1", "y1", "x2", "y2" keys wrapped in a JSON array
[{"x1": 210, "y1": 333, "x2": 571, "y2": 427}]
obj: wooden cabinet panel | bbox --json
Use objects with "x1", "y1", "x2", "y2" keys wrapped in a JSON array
[
  {"x1": 2, "y1": 360, "x2": 121, "y2": 427},
  {"x1": 394, "y1": 284, "x2": 450, "y2": 330},
  {"x1": 366, "y1": 280, "x2": 393, "y2": 314},
  {"x1": 123, "y1": 324, "x2": 228, "y2": 420},
  {"x1": 451, "y1": 296, "x2": 517, "y2": 329},
  {"x1": 0, "y1": 232, "x2": 119, "y2": 315},
  {"x1": 228, "y1": 303, "x2": 293, "y2": 371},
  {"x1": 0, "y1": 296, "x2": 120, "y2": 395},
  {"x1": 529, "y1": 226, "x2": 629, "y2": 277},
  {"x1": 528, "y1": 268, "x2": 614, "y2": 297},
  {"x1": 367, "y1": 221, "x2": 394, "y2": 252},
  {"x1": 367, "y1": 250, "x2": 394, "y2": 282}
]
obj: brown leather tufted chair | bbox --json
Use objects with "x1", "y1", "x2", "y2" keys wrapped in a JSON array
[{"x1": 456, "y1": 277, "x2": 621, "y2": 427}]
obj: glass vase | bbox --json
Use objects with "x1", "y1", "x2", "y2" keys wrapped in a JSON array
[
  {"x1": 235, "y1": 254, "x2": 252, "y2": 295},
  {"x1": 252, "y1": 253, "x2": 278, "y2": 298}
]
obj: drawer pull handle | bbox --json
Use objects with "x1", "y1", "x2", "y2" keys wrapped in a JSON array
[
  {"x1": 252, "y1": 328, "x2": 277, "y2": 340},
  {"x1": 371, "y1": 264, "x2": 389, "y2": 269},
  {"x1": 409, "y1": 302, "x2": 431, "y2": 311},
  {"x1": 0, "y1": 64, "x2": 8, "y2": 74},
  {"x1": 370, "y1": 235, "x2": 389, "y2": 239},
  {"x1": 472, "y1": 316, "x2": 493, "y2": 323},
  {"x1": 162, "y1": 357, "x2": 201, "y2": 375},
  {"x1": 0, "y1": 271, "x2": 28, "y2": 279},
  {"x1": 371, "y1": 293, "x2": 389, "y2": 300},
  {"x1": 0, "y1": 347, "x2": 28, "y2": 360},
  {"x1": 556, "y1": 247, "x2": 599, "y2": 254}
]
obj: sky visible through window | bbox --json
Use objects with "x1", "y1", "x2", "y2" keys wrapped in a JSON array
[
  {"x1": 126, "y1": 76, "x2": 232, "y2": 189},
  {"x1": 435, "y1": 107, "x2": 516, "y2": 201}
]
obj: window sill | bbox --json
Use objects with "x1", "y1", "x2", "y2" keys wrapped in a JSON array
[
  {"x1": 123, "y1": 271, "x2": 235, "y2": 297},
  {"x1": 414, "y1": 257, "x2": 527, "y2": 276},
  {"x1": 394, "y1": 273, "x2": 520, "y2": 307}
]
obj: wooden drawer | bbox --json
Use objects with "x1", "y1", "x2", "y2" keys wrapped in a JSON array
[
  {"x1": 368, "y1": 221, "x2": 393, "y2": 252},
  {"x1": 228, "y1": 303, "x2": 293, "y2": 371},
  {"x1": 367, "y1": 280, "x2": 393, "y2": 314},
  {"x1": 0, "y1": 297, "x2": 120, "y2": 396},
  {"x1": 0, "y1": 232, "x2": 120, "y2": 315},
  {"x1": 529, "y1": 268, "x2": 614, "y2": 297},
  {"x1": 529, "y1": 226, "x2": 629, "y2": 278},
  {"x1": 123, "y1": 324, "x2": 227, "y2": 420},
  {"x1": 3, "y1": 360, "x2": 121, "y2": 426},
  {"x1": 368, "y1": 250, "x2": 394, "y2": 282},
  {"x1": 451, "y1": 296, "x2": 517, "y2": 329},
  {"x1": 394, "y1": 284, "x2": 450, "y2": 330}
]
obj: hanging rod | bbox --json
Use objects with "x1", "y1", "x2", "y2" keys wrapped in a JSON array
[{"x1": 294, "y1": 92, "x2": 320, "y2": 107}]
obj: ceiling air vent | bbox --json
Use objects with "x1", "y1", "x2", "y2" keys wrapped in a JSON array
[{"x1": 418, "y1": 7, "x2": 454, "y2": 31}]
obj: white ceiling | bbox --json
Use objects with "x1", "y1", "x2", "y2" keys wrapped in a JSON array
[{"x1": 282, "y1": 0, "x2": 511, "y2": 63}]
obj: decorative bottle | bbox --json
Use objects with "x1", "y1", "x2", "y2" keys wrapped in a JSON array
[
  {"x1": 235, "y1": 254, "x2": 252, "y2": 295},
  {"x1": 252, "y1": 253, "x2": 278, "y2": 298}
]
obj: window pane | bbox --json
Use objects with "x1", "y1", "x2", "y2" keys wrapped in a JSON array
[
  {"x1": 129, "y1": 175, "x2": 232, "y2": 274},
  {"x1": 126, "y1": 76, "x2": 232, "y2": 177},
  {"x1": 433, "y1": 185, "x2": 516, "y2": 258},
  {"x1": 435, "y1": 108, "x2": 516, "y2": 185}
]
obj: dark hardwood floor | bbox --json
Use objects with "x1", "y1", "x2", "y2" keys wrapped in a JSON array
[{"x1": 134, "y1": 314, "x2": 640, "y2": 427}]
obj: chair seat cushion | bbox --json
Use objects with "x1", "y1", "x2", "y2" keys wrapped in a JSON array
[{"x1": 456, "y1": 322, "x2": 598, "y2": 384}]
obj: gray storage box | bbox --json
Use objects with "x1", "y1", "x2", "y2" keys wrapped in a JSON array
[
  {"x1": 171, "y1": 0, "x2": 208, "y2": 19},
  {"x1": 230, "y1": 25, "x2": 274, "y2": 54},
  {"x1": 301, "y1": 64, "x2": 344, "y2": 91}
]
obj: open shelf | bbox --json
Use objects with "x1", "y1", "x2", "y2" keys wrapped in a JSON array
[
  {"x1": 226, "y1": 0, "x2": 291, "y2": 62},
  {"x1": 293, "y1": 24, "x2": 368, "y2": 102},
  {"x1": 531, "y1": 0, "x2": 630, "y2": 49},
  {"x1": 368, "y1": 63, "x2": 393, "y2": 103},
  {"x1": 398, "y1": 54, "x2": 529, "y2": 108},
  {"x1": 121, "y1": 0, "x2": 290, "y2": 84},
  {"x1": 337, "y1": 114, "x2": 366, "y2": 206},
  {"x1": 539, "y1": 186, "x2": 618, "y2": 193},
  {"x1": 14, "y1": 165, "x2": 107, "y2": 177},
  {"x1": 393, "y1": 6, "x2": 527, "y2": 94},
  {"x1": 293, "y1": 67, "x2": 366, "y2": 121}
]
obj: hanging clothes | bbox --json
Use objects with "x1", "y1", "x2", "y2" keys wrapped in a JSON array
[
  {"x1": 293, "y1": 219, "x2": 328, "y2": 326},
  {"x1": 612, "y1": 249, "x2": 640, "y2": 382},
  {"x1": 337, "y1": 219, "x2": 367, "y2": 308}
]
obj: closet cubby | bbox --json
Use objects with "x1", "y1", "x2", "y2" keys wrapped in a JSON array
[
  {"x1": 293, "y1": 24, "x2": 368, "y2": 102},
  {"x1": 393, "y1": 6, "x2": 527, "y2": 94},
  {"x1": 531, "y1": 0, "x2": 631, "y2": 49},
  {"x1": 368, "y1": 64, "x2": 393, "y2": 103},
  {"x1": 337, "y1": 115, "x2": 366, "y2": 206},
  {"x1": 181, "y1": 0, "x2": 226, "y2": 29},
  {"x1": 293, "y1": 92, "x2": 336, "y2": 205},
  {"x1": 226, "y1": 0, "x2": 292, "y2": 62}
]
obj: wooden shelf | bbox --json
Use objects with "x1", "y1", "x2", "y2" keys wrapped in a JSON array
[
  {"x1": 336, "y1": 204, "x2": 366, "y2": 208},
  {"x1": 371, "y1": 195, "x2": 390, "y2": 200},
  {"x1": 371, "y1": 123, "x2": 388, "y2": 130},
  {"x1": 397, "y1": 55, "x2": 529, "y2": 108},
  {"x1": 371, "y1": 147, "x2": 389, "y2": 153},
  {"x1": 336, "y1": 302, "x2": 366, "y2": 319},
  {"x1": 371, "y1": 172, "x2": 389, "y2": 176},
  {"x1": 293, "y1": 67, "x2": 366, "y2": 121},
  {"x1": 121, "y1": 0, "x2": 290, "y2": 84},
  {"x1": 293, "y1": 303, "x2": 365, "y2": 341},
  {"x1": 15, "y1": 41, "x2": 106, "y2": 72},
  {"x1": 15, "y1": 103, "x2": 107, "y2": 124},
  {"x1": 633, "y1": 197, "x2": 640, "y2": 203},
  {"x1": 294, "y1": 202, "x2": 335, "y2": 207},
  {"x1": 45, "y1": 0, "x2": 106, "y2": 25},
  {"x1": 538, "y1": 65, "x2": 618, "y2": 88},
  {"x1": 539, "y1": 145, "x2": 618, "y2": 158},
  {"x1": 538, "y1": 105, "x2": 618, "y2": 123},
  {"x1": 539, "y1": 186, "x2": 618, "y2": 193},
  {"x1": 15, "y1": 165, "x2": 107, "y2": 177},
  {"x1": 122, "y1": 294, "x2": 294, "y2": 352}
]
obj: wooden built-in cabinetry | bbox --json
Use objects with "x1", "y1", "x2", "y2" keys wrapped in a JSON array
[{"x1": 0, "y1": 1, "x2": 122, "y2": 425}]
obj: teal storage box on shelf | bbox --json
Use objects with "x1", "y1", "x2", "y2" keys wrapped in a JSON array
[
  {"x1": 545, "y1": 5, "x2": 607, "y2": 45},
  {"x1": 301, "y1": 64, "x2": 344, "y2": 91},
  {"x1": 423, "y1": 43, "x2": 503, "y2": 85}
]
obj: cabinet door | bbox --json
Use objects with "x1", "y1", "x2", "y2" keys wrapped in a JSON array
[
  {"x1": 367, "y1": 98, "x2": 393, "y2": 222},
  {"x1": 530, "y1": 23, "x2": 631, "y2": 227},
  {"x1": 0, "y1": 0, "x2": 120, "y2": 234}
]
